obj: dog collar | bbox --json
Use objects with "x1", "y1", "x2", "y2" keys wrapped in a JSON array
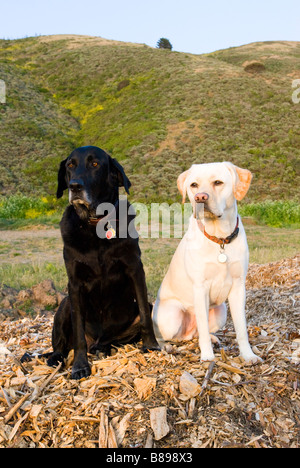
[
  {"x1": 88, "y1": 215, "x2": 107, "y2": 226},
  {"x1": 87, "y1": 201, "x2": 119, "y2": 240},
  {"x1": 196, "y1": 216, "x2": 239, "y2": 248},
  {"x1": 88, "y1": 216, "x2": 118, "y2": 239},
  {"x1": 87, "y1": 200, "x2": 118, "y2": 225}
]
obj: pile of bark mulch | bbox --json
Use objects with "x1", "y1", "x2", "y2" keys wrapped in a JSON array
[{"x1": 0, "y1": 256, "x2": 299, "y2": 448}]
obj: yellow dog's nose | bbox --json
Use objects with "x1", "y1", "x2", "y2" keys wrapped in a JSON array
[{"x1": 194, "y1": 192, "x2": 209, "y2": 203}]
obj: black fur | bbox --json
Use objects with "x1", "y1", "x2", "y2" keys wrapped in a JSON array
[{"x1": 47, "y1": 146, "x2": 159, "y2": 379}]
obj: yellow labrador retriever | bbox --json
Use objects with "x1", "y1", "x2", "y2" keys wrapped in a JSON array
[{"x1": 153, "y1": 162, "x2": 261, "y2": 364}]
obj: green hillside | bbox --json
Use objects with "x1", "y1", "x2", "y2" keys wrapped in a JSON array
[{"x1": 0, "y1": 35, "x2": 299, "y2": 202}]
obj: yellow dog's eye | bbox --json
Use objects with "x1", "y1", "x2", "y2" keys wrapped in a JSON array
[
  {"x1": 190, "y1": 182, "x2": 198, "y2": 188},
  {"x1": 214, "y1": 180, "x2": 223, "y2": 186}
]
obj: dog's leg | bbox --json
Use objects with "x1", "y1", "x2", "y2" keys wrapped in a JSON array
[
  {"x1": 228, "y1": 282, "x2": 262, "y2": 364},
  {"x1": 47, "y1": 297, "x2": 73, "y2": 368},
  {"x1": 68, "y1": 284, "x2": 91, "y2": 379},
  {"x1": 152, "y1": 299, "x2": 185, "y2": 347},
  {"x1": 208, "y1": 303, "x2": 227, "y2": 346},
  {"x1": 193, "y1": 286, "x2": 215, "y2": 362},
  {"x1": 127, "y1": 262, "x2": 160, "y2": 352}
]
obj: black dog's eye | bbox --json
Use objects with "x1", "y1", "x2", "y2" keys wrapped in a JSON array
[
  {"x1": 67, "y1": 162, "x2": 74, "y2": 169},
  {"x1": 214, "y1": 180, "x2": 223, "y2": 186},
  {"x1": 92, "y1": 161, "x2": 99, "y2": 167},
  {"x1": 190, "y1": 182, "x2": 198, "y2": 188}
]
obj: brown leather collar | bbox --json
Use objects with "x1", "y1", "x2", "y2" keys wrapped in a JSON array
[
  {"x1": 88, "y1": 215, "x2": 105, "y2": 226},
  {"x1": 197, "y1": 216, "x2": 239, "y2": 247},
  {"x1": 87, "y1": 200, "x2": 119, "y2": 227}
]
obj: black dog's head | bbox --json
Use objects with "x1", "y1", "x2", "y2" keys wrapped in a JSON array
[{"x1": 57, "y1": 146, "x2": 131, "y2": 219}]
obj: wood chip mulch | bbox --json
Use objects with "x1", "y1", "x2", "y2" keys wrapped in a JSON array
[{"x1": 0, "y1": 256, "x2": 299, "y2": 448}]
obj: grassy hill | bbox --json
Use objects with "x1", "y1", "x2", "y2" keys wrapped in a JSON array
[{"x1": 0, "y1": 35, "x2": 299, "y2": 203}]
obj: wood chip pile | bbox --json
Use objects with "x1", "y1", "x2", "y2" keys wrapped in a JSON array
[{"x1": 0, "y1": 256, "x2": 299, "y2": 448}]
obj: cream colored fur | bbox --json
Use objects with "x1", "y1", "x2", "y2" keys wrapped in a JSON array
[{"x1": 153, "y1": 162, "x2": 261, "y2": 364}]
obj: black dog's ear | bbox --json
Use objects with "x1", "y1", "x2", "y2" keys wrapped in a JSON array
[
  {"x1": 56, "y1": 158, "x2": 68, "y2": 199},
  {"x1": 110, "y1": 158, "x2": 131, "y2": 194}
]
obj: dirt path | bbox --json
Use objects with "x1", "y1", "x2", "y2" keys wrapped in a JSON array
[
  {"x1": 0, "y1": 229, "x2": 61, "y2": 241},
  {"x1": 0, "y1": 229, "x2": 63, "y2": 265}
]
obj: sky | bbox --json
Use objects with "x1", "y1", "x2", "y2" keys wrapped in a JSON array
[{"x1": 0, "y1": 0, "x2": 299, "y2": 54}]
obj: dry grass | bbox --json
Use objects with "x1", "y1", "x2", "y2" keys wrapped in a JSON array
[
  {"x1": 38, "y1": 34, "x2": 146, "y2": 50},
  {"x1": 151, "y1": 120, "x2": 204, "y2": 157},
  {"x1": 0, "y1": 256, "x2": 299, "y2": 448}
]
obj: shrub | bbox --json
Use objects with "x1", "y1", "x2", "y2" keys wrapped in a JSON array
[
  {"x1": 243, "y1": 61, "x2": 266, "y2": 73},
  {"x1": 0, "y1": 195, "x2": 56, "y2": 219},
  {"x1": 239, "y1": 200, "x2": 300, "y2": 227},
  {"x1": 117, "y1": 79, "x2": 130, "y2": 91}
]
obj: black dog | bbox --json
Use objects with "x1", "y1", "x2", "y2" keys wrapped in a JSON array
[{"x1": 47, "y1": 146, "x2": 160, "y2": 379}]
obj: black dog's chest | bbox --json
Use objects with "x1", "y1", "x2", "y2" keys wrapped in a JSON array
[{"x1": 73, "y1": 251, "x2": 124, "y2": 283}]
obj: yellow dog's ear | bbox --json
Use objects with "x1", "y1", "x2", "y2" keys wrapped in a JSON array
[
  {"x1": 177, "y1": 169, "x2": 191, "y2": 203},
  {"x1": 224, "y1": 162, "x2": 252, "y2": 201}
]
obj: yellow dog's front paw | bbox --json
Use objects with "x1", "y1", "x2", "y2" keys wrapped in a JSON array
[
  {"x1": 200, "y1": 353, "x2": 216, "y2": 363},
  {"x1": 241, "y1": 352, "x2": 263, "y2": 366}
]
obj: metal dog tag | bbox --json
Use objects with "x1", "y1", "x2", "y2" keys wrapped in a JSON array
[
  {"x1": 218, "y1": 252, "x2": 227, "y2": 263},
  {"x1": 106, "y1": 228, "x2": 116, "y2": 240},
  {"x1": 218, "y1": 240, "x2": 227, "y2": 263},
  {"x1": 105, "y1": 222, "x2": 116, "y2": 240}
]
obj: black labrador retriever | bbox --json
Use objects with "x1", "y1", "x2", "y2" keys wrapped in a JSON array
[{"x1": 47, "y1": 145, "x2": 160, "y2": 379}]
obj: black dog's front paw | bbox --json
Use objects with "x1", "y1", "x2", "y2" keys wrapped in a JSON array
[
  {"x1": 20, "y1": 352, "x2": 33, "y2": 363},
  {"x1": 71, "y1": 362, "x2": 91, "y2": 380},
  {"x1": 142, "y1": 340, "x2": 161, "y2": 353},
  {"x1": 47, "y1": 352, "x2": 65, "y2": 368}
]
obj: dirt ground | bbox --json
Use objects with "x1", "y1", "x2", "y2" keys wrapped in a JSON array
[{"x1": 0, "y1": 255, "x2": 299, "y2": 448}]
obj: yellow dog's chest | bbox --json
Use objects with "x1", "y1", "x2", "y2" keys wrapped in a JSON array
[{"x1": 204, "y1": 261, "x2": 243, "y2": 306}]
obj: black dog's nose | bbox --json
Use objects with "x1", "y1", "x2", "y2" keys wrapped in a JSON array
[{"x1": 69, "y1": 179, "x2": 84, "y2": 193}]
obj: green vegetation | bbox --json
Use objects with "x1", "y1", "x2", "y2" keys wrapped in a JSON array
[
  {"x1": 0, "y1": 194, "x2": 58, "y2": 219},
  {"x1": 239, "y1": 200, "x2": 300, "y2": 228},
  {"x1": 0, "y1": 36, "x2": 299, "y2": 203},
  {"x1": 157, "y1": 38, "x2": 173, "y2": 50},
  {"x1": 0, "y1": 261, "x2": 66, "y2": 291},
  {"x1": 0, "y1": 195, "x2": 64, "y2": 228},
  {"x1": 0, "y1": 195, "x2": 298, "y2": 230}
]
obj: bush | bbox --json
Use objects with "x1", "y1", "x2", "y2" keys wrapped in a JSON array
[
  {"x1": 0, "y1": 195, "x2": 55, "y2": 219},
  {"x1": 117, "y1": 79, "x2": 130, "y2": 91},
  {"x1": 239, "y1": 200, "x2": 300, "y2": 227},
  {"x1": 243, "y1": 61, "x2": 266, "y2": 73}
]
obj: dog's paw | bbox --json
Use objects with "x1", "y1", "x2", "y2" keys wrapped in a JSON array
[
  {"x1": 142, "y1": 343, "x2": 161, "y2": 353},
  {"x1": 241, "y1": 352, "x2": 263, "y2": 366},
  {"x1": 142, "y1": 335, "x2": 161, "y2": 353},
  {"x1": 161, "y1": 343, "x2": 175, "y2": 354},
  {"x1": 71, "y1": 363, "x2": 91, "y2": 380},
  {"x1": 20, "y1": 352, "x2": 33, "y2": 363},
  {"x1": 47, "y1": 352, "x2": 64, "y2": 368},
  {"x1": 200, "y1": 353, "x2": 216, "y2": 362},
  {"x1": 210, "y1": 334, "x2": 221, "y2": 346}
]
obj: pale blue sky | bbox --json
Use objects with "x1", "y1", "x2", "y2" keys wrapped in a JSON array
[{"x1": 1, "y1": 0, "x2": 299, "y2": 54}]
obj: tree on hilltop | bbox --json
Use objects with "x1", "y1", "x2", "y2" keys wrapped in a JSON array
[{"x1": 156, "y1": 38, "x2": 173, "y2": 50}]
